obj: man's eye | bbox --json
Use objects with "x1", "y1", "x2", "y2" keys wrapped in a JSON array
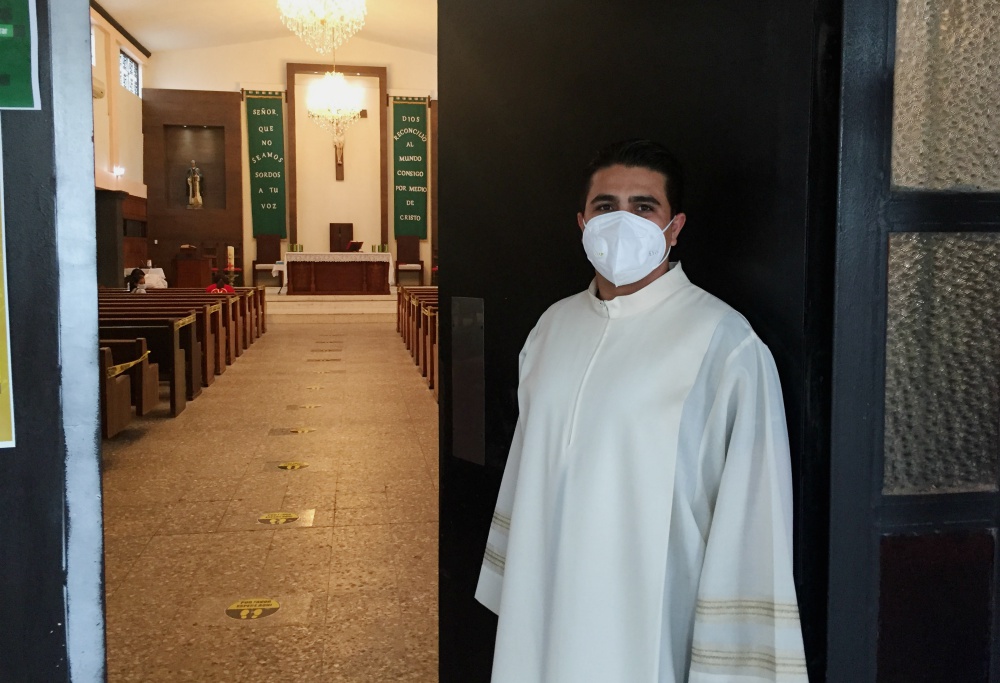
[
  {"x1": 635, "y1": 204, "x2": 653, "y2": 212},
  {"x1": 595, "y1": 204, "x2": 613, "y2": 212}
]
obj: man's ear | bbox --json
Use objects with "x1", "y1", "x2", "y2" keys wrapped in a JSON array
[
  {"x1": 669, "y1": 213, "x2": 687, "y2": 246},
  {"x1": 577, "y1": 212, "x2": 586, "y2": 232}
]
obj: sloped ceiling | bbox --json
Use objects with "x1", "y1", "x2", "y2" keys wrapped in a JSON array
[{"x1": 95, "y1": 0, "x2": 437, "y2": 55}]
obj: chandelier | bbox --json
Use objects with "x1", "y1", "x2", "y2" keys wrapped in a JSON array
[
  {"x1": 306, "y1": 71, "x2": 363, "y2": 144},
  {"x1": 277, "y1": 0, "x2": 367, "y2": 55}
]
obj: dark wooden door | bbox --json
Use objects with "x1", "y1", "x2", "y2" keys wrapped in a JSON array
[{"x1": 830, "y1": 1, "x2": 1000, "y2": 680}]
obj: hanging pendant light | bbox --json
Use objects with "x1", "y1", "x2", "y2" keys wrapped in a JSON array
[
  {"x1": 306, "y1": 70, "x2": 363, "y2": 145},
  {"x1": 277, "y1": 0, "x2": 368, "y2": 55}
]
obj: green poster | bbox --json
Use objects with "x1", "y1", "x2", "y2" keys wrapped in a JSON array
[
  {"x1": 0, "y1": 0, "x2": 40, "y2": 110},
  {"x1": 246, "y1": 91, "x2": 287, "y2": 237},
  {"x1": 392, "y1": 97, "x2": 429, "y2": 239}
]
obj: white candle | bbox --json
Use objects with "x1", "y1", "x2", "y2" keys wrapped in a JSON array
[{"x1": 227, "y1": 246, "x2": 235, "y2": 269}]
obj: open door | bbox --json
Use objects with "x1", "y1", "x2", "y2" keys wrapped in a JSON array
[{"x1": 831, "y1": 1, "x2": 1000, "y2": 680}]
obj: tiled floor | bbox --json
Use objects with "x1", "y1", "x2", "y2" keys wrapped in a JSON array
[{"x1": 102, "y1": 321, "x2": 439, "y2": 682}]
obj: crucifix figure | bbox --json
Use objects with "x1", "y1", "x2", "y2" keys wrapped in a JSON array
[{"x1": 335, "y1": 139, "x2": 346, "y2": 181}]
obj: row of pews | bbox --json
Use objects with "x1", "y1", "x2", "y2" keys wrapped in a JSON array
[
  {"x1": 397, "y1": 285, "x2": 438, "y2": 400},
  {"x1": 98, "y1": 286, "x2": 267, "y2": 438}
]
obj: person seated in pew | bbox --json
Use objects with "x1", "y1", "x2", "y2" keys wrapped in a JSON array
[
  {"x1": 126, "y1": 268, "x2": 146, "y2": 293},
  {"x1": 206, "y1": 274, "x2": 235, "y2": 294}
]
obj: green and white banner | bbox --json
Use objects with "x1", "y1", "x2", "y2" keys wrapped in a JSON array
[
  {"x1": 246, "y1": 91, "x2": 287, "y2": 237},
  {"x1": 392, "y1": 97, "x2": 429, "y2": 239},
  {"x1": 0, "y1": 0, "x2": 40, "y2": 110}
]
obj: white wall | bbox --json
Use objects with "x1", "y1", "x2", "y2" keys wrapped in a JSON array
[
  {"x1": 145, "y1": 33, "x2": 436, "y2": 281},
  {"x1": 91, "y1": 11, "x2": 147, "y2": 198},
  {"x1": 295, "y1": 74, "x2": 383, "y2": 253},
  {"x1": 145, "y1": 34, "x2": 437, "y2": 95}
]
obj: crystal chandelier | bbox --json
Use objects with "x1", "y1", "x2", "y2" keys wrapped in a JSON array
[
  {"x1": 277, "y1": 0, "x2": 367, "y2": 55},
  {"x1": 306, "y1": 71, "x2": 363, "y2": 144}
]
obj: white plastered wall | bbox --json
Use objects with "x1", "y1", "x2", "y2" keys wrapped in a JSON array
[
  {"x1": 91, "y1": 9, "x2": 147, "y2": 198},
  {"x1": 145, "y1": 34, "x2": 437, "y2": 282}
]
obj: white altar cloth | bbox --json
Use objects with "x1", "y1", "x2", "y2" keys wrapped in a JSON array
[{"x1": 281, "y1": 252, "x2": 395, "y2": 285}]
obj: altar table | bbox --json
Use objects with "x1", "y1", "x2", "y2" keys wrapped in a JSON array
[{"x1": 283, "y1": 252, "x2": 394, "y2": 295}]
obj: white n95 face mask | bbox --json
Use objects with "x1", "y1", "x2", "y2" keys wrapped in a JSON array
[{"x1": 582, "y1": 211, "x2": 675, "y2": 287}]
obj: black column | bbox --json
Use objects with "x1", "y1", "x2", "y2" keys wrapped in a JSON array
[
  {"x1": 0, "y1": 0, "x2": 104, "y2": 680},
  {"x1": 438, "y1": 1, "x2": 841, "y2": 681}
]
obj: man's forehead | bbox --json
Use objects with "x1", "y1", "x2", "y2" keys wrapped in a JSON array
[{"x1": 587, "y1": 165, "x2": 668, "y2": 199}]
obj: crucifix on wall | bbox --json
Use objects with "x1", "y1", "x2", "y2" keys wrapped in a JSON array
[{"x1": 335, "y1": 109, "x2": 368, "y2": 181}]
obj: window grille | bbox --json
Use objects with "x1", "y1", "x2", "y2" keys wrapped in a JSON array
[{"x1": 119, "y1": 51, "x2": 139, "y2": 96}]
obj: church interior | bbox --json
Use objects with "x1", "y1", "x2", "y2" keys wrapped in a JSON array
[
  {"x1": 89, "y1": 0, "x2": 440, "y2": 679},
  {"x1": 3, "y1": 0, "x2": 1000, "y2": 681}
]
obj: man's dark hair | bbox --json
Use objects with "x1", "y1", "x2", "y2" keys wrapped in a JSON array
[{"x1": 581, "y1": 139, "x2": 684, "y2": 215}]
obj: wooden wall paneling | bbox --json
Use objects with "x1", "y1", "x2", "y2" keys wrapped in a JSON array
[
  {"x1": 142, "y1": 89, "x2": 244, "y2": 284},
  {"x1": 121, "y1": 194, "x2": 147, "y2": 221},
  {"x1": 122, "y1": 236, "x2": 148, "y2": 269},
  {"x1": 95, "y1": 189, "x2": 127, "y2": 288},
  {"x1": 285, "y1": 63, "x2": 388, "y2": 246}
]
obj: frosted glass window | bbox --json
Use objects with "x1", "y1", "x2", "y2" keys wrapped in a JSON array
[
  {"x1": 892, "y1": 0, "x2": 1000, "y2": 191},
  {"x1": 884, "y1": 233, "x2": 1000, "y2": 494},
  {"x1": 119, "y1": 51, "x2": 139, "y2": 97}
]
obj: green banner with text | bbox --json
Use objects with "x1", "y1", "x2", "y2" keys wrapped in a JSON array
[
  {"x1": 392, "y1": 97, "x2": 429, "y2": 239},
  {"x1": 246, "y1": 91, "x2": 287, "y2": 237},
  {"x1": 0, "y1": 0, "x2": 40, "y2": 110}
]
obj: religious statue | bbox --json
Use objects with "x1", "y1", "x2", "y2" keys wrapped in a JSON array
[{"x1": 186, "y1": 159, "x2": 203, "y2": 209}]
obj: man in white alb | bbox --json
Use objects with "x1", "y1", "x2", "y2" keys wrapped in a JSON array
[{"x1": 475, "y1": 140, "x2": 808, "y2": 682}]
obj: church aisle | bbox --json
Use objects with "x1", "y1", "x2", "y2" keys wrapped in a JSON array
[{"x1": 101, "y1": 322, "x2": 439, "y2": 682}]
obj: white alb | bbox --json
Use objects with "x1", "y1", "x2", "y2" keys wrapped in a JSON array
[{"x1": 476, "y1": 263, "x2": 808, "y2": 683}]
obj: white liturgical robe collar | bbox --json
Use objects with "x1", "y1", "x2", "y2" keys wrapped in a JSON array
[{"x1": 587, "y1": 262, "x2": 690, "y2": 319}]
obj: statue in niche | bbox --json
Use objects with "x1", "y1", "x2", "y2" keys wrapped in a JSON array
[{"x1": 186, "y1": 159, "x2": 204, "y2": 209}]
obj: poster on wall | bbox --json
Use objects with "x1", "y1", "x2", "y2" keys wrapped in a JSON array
[
  {"x1": 0, "y1": 0, "x2": 41, "y2": 110},
  {"x1": 0, "y1": 123, "x2": 16, "y2": 447},
  {"x1": 392, "y1": 96, "x2": 429, "y2": 239},
  {"x1": 245, "y1": 91, "x2": 287, "y2": 237}
]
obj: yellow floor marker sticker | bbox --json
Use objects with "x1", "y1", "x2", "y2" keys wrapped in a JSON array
[
  {"x1": 277, "y1": 462, "x2": 309, "y2": 470},
  {"x1": 226, "y1": 598, "x2": 280, "y2": 619},
  {"x1": 258, "y1": 512, "x2": 299, "y2": 525},
  {"x1": 288, "y1": 427, "x2": 315, "y2": 434}
]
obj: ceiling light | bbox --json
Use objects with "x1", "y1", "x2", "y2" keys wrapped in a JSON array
[
  {"x1": 306, "y1": 71, "x2": 363, "y2": 144},
  {"x1": 277, "y1": 0, "x2": 367, "y2": 55}
]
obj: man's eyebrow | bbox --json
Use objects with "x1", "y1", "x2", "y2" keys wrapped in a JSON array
[
  {"x1": 628, "y1": 195, "x2": 661, "y2": 204},
  {"x1": 589, "y1": 194, "x2": 619, "y2": 205}
]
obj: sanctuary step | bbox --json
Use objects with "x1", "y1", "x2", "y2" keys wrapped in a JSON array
[{"x1": 266, "y1": 290, "x2": 397, "y2": 324}]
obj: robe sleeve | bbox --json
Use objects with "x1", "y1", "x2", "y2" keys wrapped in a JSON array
[
  {"x1": 475, "y1": 326, "x2": 536, "y2": 614},
  {"x1": 688, "y1": 335, "x2": 808, "y2": 682}
]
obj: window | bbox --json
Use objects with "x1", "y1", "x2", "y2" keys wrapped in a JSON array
[{"x1": 119, "y1": 51, "x2": 139, "y2": 96}]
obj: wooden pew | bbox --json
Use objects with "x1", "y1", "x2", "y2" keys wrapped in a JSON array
[
  {"x1": 99, "y1": 347, "x2": 132, "y2": 438},
  {"x1": 98, "y1": 303, "x2": 217, "y2": 385},
  {"x1": 99, "y1": 338, "x2": 160, "y2": 416},
  {"x1": 407, "y1": 290, "x2": 438, "y2": 364},
  {"x1": 398, "y1": 286, "x2": 437, "y2": 351},
  {"x1": 98, "y1": 297, "x2": 219, "y2": 387},
  {"x1": 422, "y1": 304, "x2": 438, "y2": 388},
  {"x1": 98, "y1": 316, "x2": 196, "y2": 415},
  {"x1": 105, "y1": 292, "x2": 240, "y2": 364},
  {"x1": 147, "y1": 284, "x2": 265, "y2": 341}
]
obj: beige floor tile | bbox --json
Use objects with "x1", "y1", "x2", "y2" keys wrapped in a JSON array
[{"x1": 102, "y1": 321, "x2": 439, "y2": 682}]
